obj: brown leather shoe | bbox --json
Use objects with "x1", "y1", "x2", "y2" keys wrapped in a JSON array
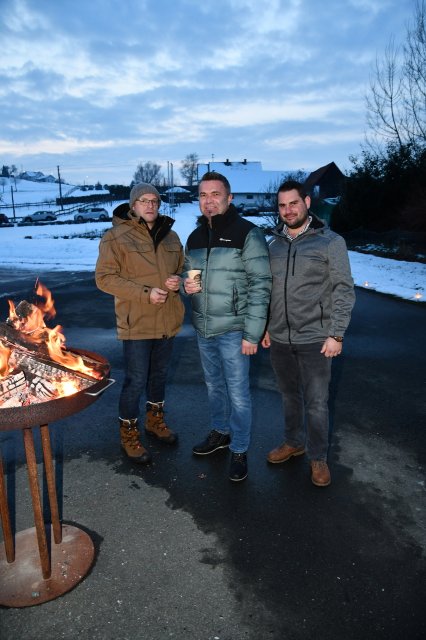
[
  {"x1": 267, "y1": 443, "x2": 305, "y2": 464},
  {"x1": 311, "y1": 461, "x2": 331, "y2": 487}
]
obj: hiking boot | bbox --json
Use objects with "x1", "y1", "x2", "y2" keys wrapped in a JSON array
[
  {"x1": 192, "y1": 430, "x2": 231, "y2": 455},
  {"x1": 145, "y1": 402, "x2": 177, "y2": 445},
  {"x1": 119, "y1": 418, "x2": 151, "y2": 464},
  {"x1": 311, "y1": 460, "x2": 331, "y2": 487},
  {"x1": 229, "y1": 452, "x2": 248, "y2": 482},
  {"x1": 267, "y1": 442, "x2": 305, "y2": 464}
]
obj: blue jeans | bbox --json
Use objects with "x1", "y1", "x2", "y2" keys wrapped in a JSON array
[
  {"x1": 270, "y1": 340, "x2": 332, "y2": 461},
  {"x1": 197, "y1": 331, "x2": 252, "y2": 453},
  {"x1": 119, "y1": 338, "x2": 174, "y2": 419}
]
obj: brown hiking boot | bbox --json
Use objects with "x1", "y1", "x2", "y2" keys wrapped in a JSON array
[
  {"x1": 267, "y1": 442, "x2": 305, "y2": 464},
  {"x1": 145, "y1": 402, "x2": 177, "y2": 445},
  {"x1": 311, "y1": 461, "x2": 331, "y2": 487},
  {"x1": 119, "y1": 418, "x2": 151, "y2": 464}
]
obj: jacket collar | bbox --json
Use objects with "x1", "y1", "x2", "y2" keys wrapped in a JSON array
[
  {"x1": 273, "y1": 212, "x2": 326, "y2": 238},
  {"x1": 199, "y1": 203, "x2": 239, "y2": 231}
]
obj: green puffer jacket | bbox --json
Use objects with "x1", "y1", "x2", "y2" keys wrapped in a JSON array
[
  {"x1": 183, "y1": 205, "x2": 272, "y2": 342},
  {"x1": 95, "y1": 205, "x2": 185, "y2": 340}
]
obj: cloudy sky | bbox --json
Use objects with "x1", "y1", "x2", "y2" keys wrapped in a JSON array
[{"x1": 0, "y1": 0, "x2": 416, "y2": 185}]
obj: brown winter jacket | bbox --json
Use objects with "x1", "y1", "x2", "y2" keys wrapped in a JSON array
[{"x1": 95, "y1": 206, "x2": 185, "y2": 340}]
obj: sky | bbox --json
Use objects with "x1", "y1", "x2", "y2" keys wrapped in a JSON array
[
  {"x1": 0, "y1": 180, "x2": 424, "y2": 304},
  {"x1": 0, "y1": 0, "x2": 418, "y2": 186}
]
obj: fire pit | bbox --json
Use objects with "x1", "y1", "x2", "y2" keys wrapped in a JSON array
[{"x1": 0, "y1": 281, "x2": 114, "y2": 607}]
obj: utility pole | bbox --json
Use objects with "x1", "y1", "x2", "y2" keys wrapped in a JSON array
[
  {"x1": 10, "y1": 186, "x2": 16, "y2": 222},
  {"x1": 169, "y1": 162, "x2": 175, "y2": 212},
  {"x1": 57, "y1": 165, "x2": 64, "y2": 210}
]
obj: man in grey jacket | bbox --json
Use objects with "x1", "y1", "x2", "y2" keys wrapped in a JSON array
[
  {"x1": 262, "y1": 180, "x2": 355, "y2": 487},
  {"x1": 184, "y1": 172, "x2": 272, "y2": 482}
]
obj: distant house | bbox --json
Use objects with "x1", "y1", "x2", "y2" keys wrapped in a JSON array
[
  {"x1": 304, "y1": 162, "x2": 345, "y2": 200},
  {"x1": 197, "y1": 160, "x2": 292, "y2": 211},
  {"x1": 20, "y1": 171, "x2": 45, "y2": 181},
  {"x1": 19, "y1": 171, "x2": 57, "y2": 183}
]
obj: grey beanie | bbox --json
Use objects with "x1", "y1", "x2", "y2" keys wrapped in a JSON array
[{"x1": 129, "y1": 183, "x2": 161, "y2": 207}]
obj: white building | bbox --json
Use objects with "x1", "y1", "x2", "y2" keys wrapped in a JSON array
[{"x1": 197, "y1": 159, "x2": 295, "y2": 211}]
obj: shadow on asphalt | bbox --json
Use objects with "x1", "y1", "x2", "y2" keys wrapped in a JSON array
[{"x1": 0, "y1": 271, "x2": 425, "y2": 639}]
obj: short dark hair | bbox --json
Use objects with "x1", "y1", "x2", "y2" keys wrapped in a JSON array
[
  {"x1": 277, "y1": 179, "x2": 308, "y2": 200},
  {"x1": 199, "y1": 171, "x2": 231, "y2": 195}
]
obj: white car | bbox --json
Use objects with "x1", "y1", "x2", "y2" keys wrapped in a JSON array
[
  {"x1": 23, "y1": 211, "x2": 57, "y2": 222},
  {"x1": 74, "y1": 207, "x2": 109, "y2": 222}
]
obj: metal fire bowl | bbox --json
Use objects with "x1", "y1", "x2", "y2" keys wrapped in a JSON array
[{"x1": 0, "y1": 348, "x2": 113, "y2": 431}]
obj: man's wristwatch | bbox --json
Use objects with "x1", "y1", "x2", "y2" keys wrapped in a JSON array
[{"x1": 330, "y1": 336, "x2": 343, "y2": 343}]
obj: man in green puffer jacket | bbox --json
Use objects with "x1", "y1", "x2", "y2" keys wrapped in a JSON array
[{"x1": 183, "y1": 171, "x2": 272, "y2": 482}]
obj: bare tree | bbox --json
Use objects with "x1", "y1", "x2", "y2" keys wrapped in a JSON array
[
  {"x1": 256, "y1": 170, "x2": 307, "y2": 229},
  {"x1": 366, "y1": 1, "x2": 426, "y2": 151},
  {"x1": 405, "y1": 0, "x2": 426, "y2": 144},
  {"x1": 180, "y1": 153, "x2": 199, "y2": 186},
  {"x1": 133, "y1": 161, "x2": 164, "y2": 186}
]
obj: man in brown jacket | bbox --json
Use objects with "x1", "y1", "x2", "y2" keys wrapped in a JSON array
[{"x1": 95, "y1": 183, "x2": 185, "y2": 464}]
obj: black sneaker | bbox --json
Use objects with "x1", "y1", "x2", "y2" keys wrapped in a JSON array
[
  {"x1": 192, "y1": 430, "x2": 231, "y2": 455},
  {"x1": 229, "y1": 452, "x2": 248, "y2": 482}
]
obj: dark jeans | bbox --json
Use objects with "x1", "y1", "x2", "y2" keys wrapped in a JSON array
[
  {"x1": 270, "y1": 340, "x2": 332, "y2": 461},
  {"x1": 119, "y1": 338, "x2": 175, "y2": 420}
]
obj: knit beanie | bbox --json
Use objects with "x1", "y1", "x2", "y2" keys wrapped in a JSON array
[{"x1": 129, "y1": 183, "x2": 161, "y2": 207}]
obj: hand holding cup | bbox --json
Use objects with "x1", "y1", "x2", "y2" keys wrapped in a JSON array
[{"x1": 185, "y1": 269, "x2": 202, "y2": 294}]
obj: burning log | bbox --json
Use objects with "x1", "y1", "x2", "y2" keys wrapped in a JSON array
[{"x1": 0, "y1": 283, "x2": 109, "y2": 408}]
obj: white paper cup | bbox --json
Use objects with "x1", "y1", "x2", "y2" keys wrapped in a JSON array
[
  {"x1": 187, "y1": 269, "x2": 202, "y2": 290},
  {"x1": 187, "y1": 269, "x2": 201, "y2": 281}
]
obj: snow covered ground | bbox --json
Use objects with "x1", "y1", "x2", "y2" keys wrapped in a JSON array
[{"x1": 0, "y1": 178, "x2": 424, "y2": 303}]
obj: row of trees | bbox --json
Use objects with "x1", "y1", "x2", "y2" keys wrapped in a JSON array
[
  {"x1": 336, "y1": 0, "x2": 426, "y2": 233},
  {"x1": 132, "y1": 153, "x2": 199, "y2": 188}
]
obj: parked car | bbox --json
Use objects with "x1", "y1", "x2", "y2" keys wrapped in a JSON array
[
  {"x1": 0, "y1": 213, "x2": 9, "y2": 225},
  {"x1": 237, "y1": 203, "x2": 260, "y2": 216},
  {"x1": 23, "y1": 211, "x2": 57, "y2": 223},
  {"x1": 74, "y1": 207, "x2": 109, "y2": 222}
]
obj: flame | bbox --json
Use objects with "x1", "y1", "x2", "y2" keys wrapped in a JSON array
[
  {"x1": 0, "y1": 341, "x2": 11, "y2": 378},
  {"x1": 45, "y1": 325, "x2": 101, "y2": 378},
  {"x1": 56, "y1": 378, "x2": 81, "y2": 397},
  {"x1": 35, "y1": 280, "x2": 56, "y2": 319},
  {"x1": 6, "y1": 280, "x2": 101, "y2": 380}
]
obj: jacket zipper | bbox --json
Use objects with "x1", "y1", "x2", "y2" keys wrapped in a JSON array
[
  {"x1": 284, "y1": 244, "x2": 292, "y2": 343},
  {"x1": 203, "y1": 226, "x2": 213, "y2": 334}
]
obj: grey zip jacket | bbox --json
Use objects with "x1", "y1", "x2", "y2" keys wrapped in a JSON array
[{"x1": 267, "y1": 214, "x2": 355, "y2": 344}]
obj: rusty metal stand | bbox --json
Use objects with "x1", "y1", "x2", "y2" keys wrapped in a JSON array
[{"x1": 0, "y1": 424, "x2": 95, "y2": 607}]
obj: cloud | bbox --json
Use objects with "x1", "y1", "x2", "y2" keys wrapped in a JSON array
[{"x1": 0, "y1": 0, "x2": 416, "y2": 183}]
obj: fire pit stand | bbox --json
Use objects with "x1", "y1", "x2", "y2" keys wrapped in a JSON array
[{"x1": 0, "y1": 348, "x2": 114, "y2": 608}]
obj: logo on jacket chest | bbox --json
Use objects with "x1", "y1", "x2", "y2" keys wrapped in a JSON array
[{"x1": 219, "y1": 237, "x2": 231, "y2": 242}]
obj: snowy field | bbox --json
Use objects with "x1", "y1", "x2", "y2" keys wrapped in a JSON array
[{"x1": 0, "y1": 178, "x2": 424, "y2": 303}]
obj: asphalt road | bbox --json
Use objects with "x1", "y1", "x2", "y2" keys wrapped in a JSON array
[{"x1": 0, "y1": 269, "x2": 425, "y2": 640}]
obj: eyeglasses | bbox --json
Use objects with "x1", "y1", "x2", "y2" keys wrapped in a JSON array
[{"x1": 136, "y1": 198, "x2": 159, "y2": 207}]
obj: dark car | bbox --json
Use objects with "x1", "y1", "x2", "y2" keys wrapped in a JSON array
[
  {"x1": 0, "y1": 213, "x2": 9, "y2": 225},
  {"x1": 23, "y1": 211, "x2": 57, "y2": 223}
]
